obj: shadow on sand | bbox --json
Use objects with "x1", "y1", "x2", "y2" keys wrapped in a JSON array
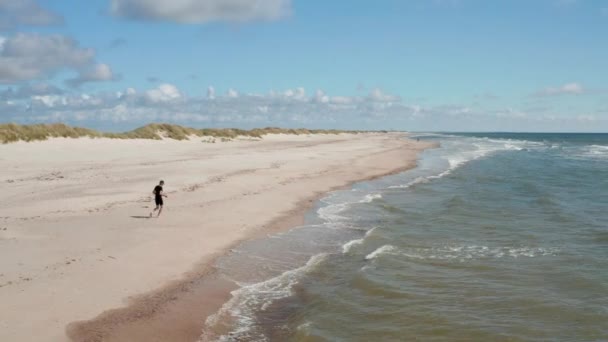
[{"x1": 130, "y1": 215, "x2": 151, "y2": 219}]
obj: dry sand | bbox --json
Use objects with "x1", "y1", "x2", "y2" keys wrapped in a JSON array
[{"x1": 0, "y1": 133, "x2": 433, "y2": 341}]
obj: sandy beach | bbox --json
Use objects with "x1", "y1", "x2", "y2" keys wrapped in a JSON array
[{"x1": 0, "y1": 133, "x2": 433, "y2": 342}]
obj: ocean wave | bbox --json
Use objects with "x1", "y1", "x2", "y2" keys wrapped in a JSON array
[
  {"x1": 380, "y1": 245, "x2": 559, "y2": 261},
  {"x1": 316, "y1": 200, "x2": 350, "y2": 222},
  {"x1": 390, "y1": 137, "x2": 529, "y2": 189},
  {"x1": 200, "y1": 253, "x2": 329, "y2": 342},
  {"x1": 317, "y1": 192, "x2": 382, "y2": 222},
  {"x1": 365, "y1": 226, "x2": 378, "y2": 237},
  {"x1": 342, "y1": 227, "x2": 380, "y2": 254},
  {"x1": 342, "y1": 238, "x2": 364, "y2": 253},
  {"x1": 581, "y1": 145, "x2": 608, "y2": 159},
  {"x1": 360, "y1": 193, "x2": 382, "y2": 203},
  {"x1": 365, "y1": 245, "x2": 398, "y2": 260}
]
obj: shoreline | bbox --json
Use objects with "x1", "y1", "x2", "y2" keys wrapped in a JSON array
[
  {"x1": 67, "y1": 153, "x2": 426, "y2": 342},
  {"x1": 0, "y1": 133, "x2": 435, "y2": 342}
]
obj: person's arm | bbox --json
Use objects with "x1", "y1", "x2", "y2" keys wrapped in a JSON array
[{"x1": 161, "y1": 190, "x2": 168, "y2": 198}]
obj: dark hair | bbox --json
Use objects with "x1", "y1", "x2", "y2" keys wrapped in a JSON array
[{"x1": 160, "y1": 180, "x2": 165, "y2": 184}]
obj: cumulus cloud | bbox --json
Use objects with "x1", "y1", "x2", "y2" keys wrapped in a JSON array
[
  {"x1": 283, "y1": 87, "x2": 306, "y2": 100},
  {"x1": 30, "y1": 94, "x2": 67, "y2": 108},
  {"x1": 0, "y1": 33, "x2": 94, "y2": 83},
  {"x1": 313, "y1": 89, "x2": 329, "y2": 104},
  {"x1": 3, "y1": 85, "x2": 408, "y2": 126},
  {"x1": 66, "y1": 63, "x2": 118, "y2": 87},
  {"x1": 226, "y1": 88, "x2": 238, "y2": 98},
  {"x1": 110, "y1": 0, "x2": 292, "y2": 24},
  {"x1": 207, "y1": 86, "x2": 216, "y2": 99},
  {"x1": 0, "y1": 0, "x2": 63, "y2": 31},
  {"x1": 144, "y1": 83, "x2": 182, "y2": 103},
  {"x1": 329, "y1": 96, "x2": 353, "y2": 105},
  {"x1": 0, "y1": 82, "x2": 63, "y2": 100},
  {"x1": 533, "y1": 82, "x2": 585, "y2": 97},
  {"x1": 5, "y1": 84, "x2": 605, "y2": 132},
  {"x1": 0, "y1": 33, "x2": 116, "y2": 86}
]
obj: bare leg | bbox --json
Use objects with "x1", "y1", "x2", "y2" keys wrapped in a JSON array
[
  {"x1": 150, "y1": 205, "x2": 159, "y2": 217},
  {"x1": 157, "y1": 205, "x2": 163, "y2": 217}
]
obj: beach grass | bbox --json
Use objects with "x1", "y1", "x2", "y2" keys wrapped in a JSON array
[{"x1": 0, "y1": 123, "x2": 361, "y2": 144}]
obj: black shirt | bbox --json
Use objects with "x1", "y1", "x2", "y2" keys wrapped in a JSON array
[{"x1": 154, "y1": 185, "x2": 163, "y2": 198}]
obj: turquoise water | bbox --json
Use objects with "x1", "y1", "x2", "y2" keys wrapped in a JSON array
[{"x1": 202, "y1": 133, "x2": 608, "y2": 341}]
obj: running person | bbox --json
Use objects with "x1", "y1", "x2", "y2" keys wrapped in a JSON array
[{"x1": 150, "y1": 180, "x2": 167, "y2": 217}]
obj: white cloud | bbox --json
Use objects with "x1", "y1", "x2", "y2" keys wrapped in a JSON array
[
  {"x1": 66, "y1": 63, "x2": 118, "y2": 87},
  {"x1": 281, "y1": 87, "x2": 306, "y2": 100},
  {"x1": 368, "y1": 88, "x2": 400, "y2": 102},
  {"x1": 0, "y1": 82, "x2": 63, "y2": 99},
  {"x1": 226, "y1": 88, "x2": 239, "y2": 98},
  {"x1": 533, "y1": 82, "x2": 585, "y2": 97},
  {"x1": 126, "y1": 87, "x2": 137, "y2": 96},
  {"x1": 313, "y1": 89, "x2": 329, "y2": 104},
  {"x1": 145, "y1": 83, "x2": 182, "y2": 103},
  {"x1": 0, "y1": 33, "x2": 115, "y2": 86},
  {"x1": 110, "y1": 0, "x2": 291, "y2": 24},
  {"x1": 207, "y1": 86, "x2": 216, "y2": 99},
  {"x1": 329, "y1": 96, "x2": 353, "y2": 105},
  {"x1": 31, "y1": 95, "x2": 65, "y2": 108},
  {"x1": 257, "y1": 105, "x2": 269, "y2": 113},
  {"x1": 0, "y1": 0, "x2": 63, "y2": 30},
  {"x1": 6, "y1": 84, "x2": 607, "y2": 132}
]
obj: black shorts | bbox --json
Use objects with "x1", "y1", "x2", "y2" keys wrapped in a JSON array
[{"x1": 155, "y1": 196, "x2": 163, "y2": 206}]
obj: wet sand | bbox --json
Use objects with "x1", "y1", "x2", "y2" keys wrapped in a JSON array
[{"x1": 0, "y1": 133, "x2": 433, "y2": 341}]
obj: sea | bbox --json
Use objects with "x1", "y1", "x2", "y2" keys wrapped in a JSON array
[{"x1": 201, "y1": 133, "x2": 608, "y2": 342}]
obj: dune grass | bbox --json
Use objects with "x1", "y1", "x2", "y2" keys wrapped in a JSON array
[{"x1": 0, "y1": 123, "x2": 362, "y2": 144}]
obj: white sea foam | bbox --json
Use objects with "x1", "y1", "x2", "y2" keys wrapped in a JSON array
[
  {"x1": 296, "y1": 321, "x2": 312, "y2": 332},
  {"x1": 200, "y1": 253, "x2": 329, "y2": 342},
  {"x1": 365, "y1": 245, "x2": 397, "y2": 260},
  {"x1": 317, "y1": 201, "x2": 350, "y2": 222},
  {"x1": 581, "y1": 145, "x2": 608, "y2": 159},
  {"x1": 360, "y1": 193, "x2": 382, "y2": 203},
  {"x1": 390, "y1": 137, "x2": 530, "y2": 189},
  {"x1": 342, "y1": 238, "x2": 364, "y2": 253},
  {"x1": 365, "y1": 226, "x2": 378, "y2": 237},
  {"x1": 395, "y1": 245, "x2": 559, "y2": 261},
  {"x1": 341, "y1": 227, "x2": 379, "y2": 254},
  {"x1": 318, "y1": 192, "x2": 382, "y2": 223},
  {"x1": 359, "y1": 244, "x2": 559, "y2": 263}
]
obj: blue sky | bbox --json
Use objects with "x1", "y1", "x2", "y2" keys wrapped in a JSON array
[{"x1": 0, "y1": 0, "x2": 607, "y2": 131}]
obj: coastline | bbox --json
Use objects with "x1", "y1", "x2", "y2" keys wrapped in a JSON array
[{"x1": 0, "y1": 133, "x2": 435, "y2": 342}]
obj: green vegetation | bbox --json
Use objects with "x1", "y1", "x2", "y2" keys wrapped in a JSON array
[
  {"x1": 0, "y1": 123, "x2": 101, "y2": 143},
  {"x1": 0, "y1": 123, "x2": 363, "y2": 144}
]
